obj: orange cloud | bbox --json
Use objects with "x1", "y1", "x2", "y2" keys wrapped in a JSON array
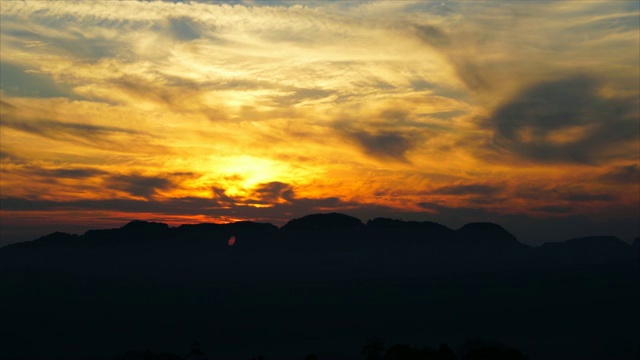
[{"x1": 0, "y1": 1, "x2": 638, "y2": 245}]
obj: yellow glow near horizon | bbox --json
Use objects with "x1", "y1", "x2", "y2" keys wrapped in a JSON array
[
  {"x1": 215, "y1": 156, "x2": 287, "y2": 195},
  {"x1": 0, "y1": 1, "x2": 638, "y2": 244}
]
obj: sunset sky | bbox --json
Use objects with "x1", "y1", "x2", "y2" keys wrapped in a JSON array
[{"x1": 1, "y1": 0, "x2": 638, "y2": 246}]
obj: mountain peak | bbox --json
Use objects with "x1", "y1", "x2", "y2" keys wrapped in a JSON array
[
  {"x1": 367, "y1": 217, "x2": 407, "y2": 228},
  {"x1": 541, "y1": 235, "x2": 626, "y2": 249},
  {"x1": 122, "y1": 220, "x2": 169, "y2": 231},
  {"x1": 281, "y1": 212, "x2": 364, "y2": 231},
  {"x1": 456, "y1": 222, "x2": 520, "y2": 245}
]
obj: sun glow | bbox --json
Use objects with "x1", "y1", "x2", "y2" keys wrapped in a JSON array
[
  {"x1": 214, "y1": 156, "x2": 288, "y2": 196},
  {"x1": 0, "y1": 0, "x2": 638, "y2": 247}
]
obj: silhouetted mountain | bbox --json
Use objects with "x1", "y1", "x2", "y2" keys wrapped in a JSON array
[
  {"x1": 536, "y1": 236, "x2": 632, "y2": 266},
  {"x1": 173, "y1": 221, "x2": 279, "y2": 251},
  {"x1": 78, "y1": 220, "x2": 170, "y2": 247},
  {"x1": 452, "y1": 222, "x2": 532, "y2": 269},
  {"x1": 366, "y1": 218, "x2": 456, "y2": 244},
  {"x1": 5, "y1": 231, "x2": 80, "y2": 249},
  {"x1": 281, "y1": 212, "x2": 365, "y2": 232},
  {"x1": 456, "y1": 222, "x2": 520, "y2": 246},
  {"x1": 1, "y1": 213, "x2": 638, "y2": 360},
  {"x1": 173, "y1": 223, "x2": 229, "y2": 247},
  {"x1": 123, "y1": 220, "x2": 170, "y2": 235},
  {"x1": 1, "y1": 214, "x2": 636, "y2": 275}
]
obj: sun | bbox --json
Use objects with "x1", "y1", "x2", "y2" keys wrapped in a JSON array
[{"x1": 216, "y1": 155, "x2": 285, "y2": 196}]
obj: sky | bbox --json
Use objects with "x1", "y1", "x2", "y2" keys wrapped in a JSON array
[{"x1": 0, "y1": 0, "x2": 638, "y2": 246}]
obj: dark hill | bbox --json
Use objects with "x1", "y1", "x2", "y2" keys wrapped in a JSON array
[
  {"x1": 453, "y1": 222, "x2": 530, "y2": 267},
  {"x1": 227, "y1": 220, "x2": 279, "y2": 233},
  {"x1": 364, "y1": 218, "x2": 457, "y2": 273},
  {"x1": 367, "y1": 218, "x2": 454, "y2": 239},
  {"x1": 122, "y1": 220, "x2": 169, "y2": 233},
  {"x1": 537, "y1": 236, "x2": 632, "y2": 265},
  {"x1": 456, "y1": 222, "x2": 520, "y2": 246},
  {"x1": 280, "y1": 212, "x2": 364, "y2": 232},
  {"x1": 1, "y1": 214, "x2": 637, "y2": 275},
  {"x1": 3, "y1": 231, "x2": 79, "y2": 250},
  {"x1": 0, "y1": 213, "x2": 638, "y2": 360}
]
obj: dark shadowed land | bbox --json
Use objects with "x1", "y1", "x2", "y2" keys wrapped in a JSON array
[{"x1": 1, "y1": 213, "x2": 638, "y2": 360}]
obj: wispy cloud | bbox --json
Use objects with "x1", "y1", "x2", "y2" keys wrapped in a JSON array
[{"x1": 0, "y1": 1, "x2": 638, "y2": 244}]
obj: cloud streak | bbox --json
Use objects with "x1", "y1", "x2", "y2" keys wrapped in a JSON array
[{"x1": 0, "y1": 1, "x2": 638, "y2": 245}]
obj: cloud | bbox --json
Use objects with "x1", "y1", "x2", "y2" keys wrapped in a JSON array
[
  {"x1": 274, "y1": 88, "x2": 333, "y2": 107},
  {"x1": 430, "y1": 183, "x2": 503, "y2": 196},
  {"x1": 514, "y1": 184, "x2": 617, "y2": 204},
  {"x1": 332, "y1": 112, "x2": 429, "y2": 163},
  {"x1": 598, "y1": 164, "x2": 640, "y2": 184},
  {"x1": 234, "y1": 182, "x2": 346, "y2": 215},
  {"x1": 0, "y1": 100, "x2": 17, "y2": 111},
  {"x1": 489, "y1": 75, "x2": 639, "y2": 163},
  {"x1": 108, "y1": 76, "x2": 174, "y2": 105},
  {"x1": 105, "y1": 174, "x2": 174, "y2": 198},
  {"x1": 1, "y1": 187, "x2": 637, "y2": 246},
  {"x1": 562, "y1": 193, "x2": 616, "y2": 202},
  {"x1": 212, "y1": 186, "x2": 236, "y2": 204},
  {"x1": 0, "y1": 61, "x2": 77, "y2": 98},
  {"x1": 0, "y1": 196, "x2": 221, "y2": 215},
  {"x1": 43, "y1": 168, "x2": 108, "y2": 180},
  {"x1": 348, "y1": 130, "x2": 416, "y2": 163},
  {"x1": 410, "y1": 21, "x2": 491, "y2": 92},
  {"x1": 252, "y1": 181, "x2": 295, "y2": 203},
  {"x1": 0, "y1": 107, "x2": 170, "y2": 156},
  {"x1": 0, "y1": 116, "x2": 141, "y2": 138},
  {"x1": 166, "y1": 16, "x2": 201, "y2": 41},
  {"x1": 414, "y1": 24, "x2": 450, "y2": 48},
  {"x1": 0, "y1": 0, "x2": 638, "y2": 247},
  {"x1": 0, "y1": 150, "x2": 18, "y2": 161},
  {"x1": 0, "y1": 181, "x2": 351, "y2": 225},
  {"x1": 530, "y1": 205, "x2": 574, "y2": 214},
  {"x1": 197, "y1": 181, "x2": 349, "y2": 220},
  {"x1": 449, "y1": 58, "x2": 491, "y2": 92}
]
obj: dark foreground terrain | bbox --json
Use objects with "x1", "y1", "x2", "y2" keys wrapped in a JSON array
[{"x1": 1, "y1": 213, "x2": 638, "y2": 359}]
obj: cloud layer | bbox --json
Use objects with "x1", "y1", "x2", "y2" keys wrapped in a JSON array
[{"x1": 1, "y1": 1, "x2": 638, "y2": 245}]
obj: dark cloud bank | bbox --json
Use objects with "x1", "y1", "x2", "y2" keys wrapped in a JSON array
[
  {"x1": 489, "y1": 75, "x2": 639, "y2": 164},
  {"x1": 2, "y1": 178, "x2": 638, "y2": 247}
]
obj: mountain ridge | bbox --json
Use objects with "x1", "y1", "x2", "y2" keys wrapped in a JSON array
[
  {"x1": 2, "y1": 212, "x2": 636, "y2": 251},
  {"x1": 1, "y1": 212, "x2": 638, "y2": 360},
  {"x1": 1, "y1": 213, "x2": 636, "y2": 275}
]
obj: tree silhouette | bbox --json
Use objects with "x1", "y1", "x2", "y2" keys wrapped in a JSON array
[
  {"x1": 144, "y1": 349, "x2": 154, "y2": 360},
  {"x1": 384, "y1": 344, "x2": 419, "y2": 359},
  {"x1": 503, "y1": 348, "x2": 529, "y2": 360},
  {"x1": 422, "y1": 346, "x2": 438, "y2": 359},
  {"x1": 362, "y1": 337, "x2": 385, "y2": 360},
  {"x1": 437, "y1": 343, "x2": 455, "y2": 360},
  {"x1": 458, "y1": 338, "x2": 529, "y2": 360},
  {"x1": 464, "y1": 345, "x2": 503, "y2": 360},
  {"x1": 157, "y1": 353, "x2": 183, "y2": 360},
  {"x1": 185, "y1": 341, "x2": 207, "y2": 360}
]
